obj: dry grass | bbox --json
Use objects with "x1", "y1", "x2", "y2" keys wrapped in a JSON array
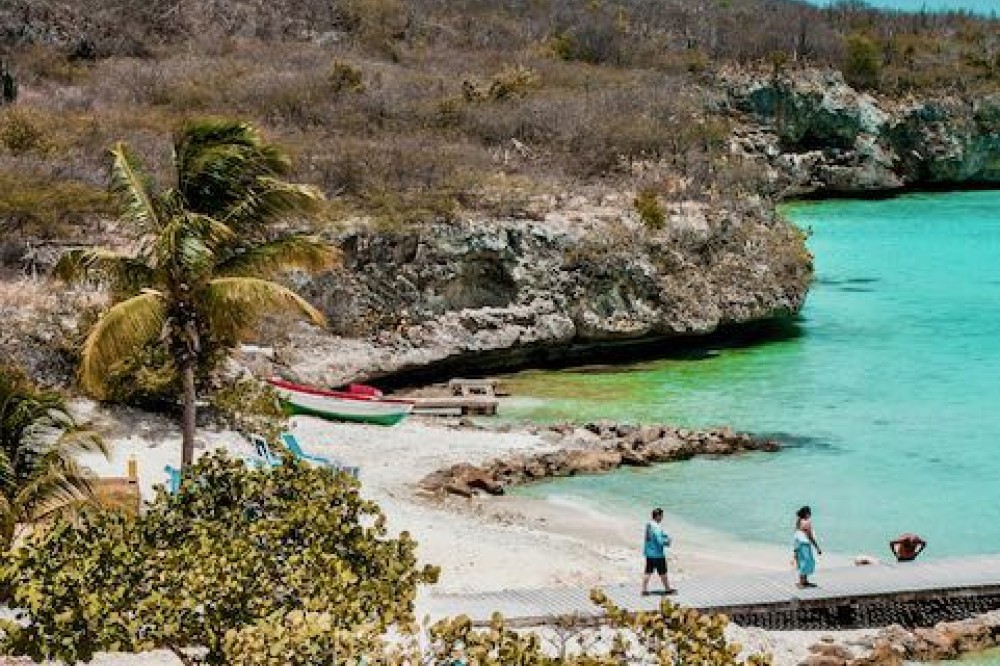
[{"x1": 0, "y1": 278, "x2": 106, "y2": 314}]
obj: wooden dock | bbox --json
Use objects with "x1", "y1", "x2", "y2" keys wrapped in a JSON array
[
  {"x1": 423, "y1": 555, "x2": 1000, "y2": 630},
  {"x1": 408, "y1": 377, "x2": 503, "y2": 416},
  {"x1": 411, "y1": 397, "x2": 499, "y2": 416}
]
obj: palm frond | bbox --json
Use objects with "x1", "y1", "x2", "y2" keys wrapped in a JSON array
[
  {"x1": 175, "y1": 119, "x2": 292, "y2": 214},
  {"x1": 0, "y1": 449, "x2": 14, "y2": 493},
  {"x1": 203, "y1": 277, "x2": 326, "y2": 342},
  {"x1": 221, "y1": 178, "x2": 325, "y2": 230},
  {"x1": 10, "y1": 460, "x2": 93, "y2": 526},
  {"x1": 109, "y1": 143, "x2": 160, "y2": 233},
  {"x1": 53, "y1": 248, "x2": 154, "y2": 296},
  {"x1": 80, "y1": 291, "x2": 167, "y2": 398},
  {"x1": 154, "y1": 213, "x2": 233, "y2": 276},
  {"x1": 49, "y1": 426, "x2": 108, "y2": 459},
  {"x1": 215, "y1": 235, "x2": 340, "y2": 279}
]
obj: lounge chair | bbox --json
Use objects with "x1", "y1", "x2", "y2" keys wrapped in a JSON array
[
  {"x1": 163, "y1": 464, "x2": 182, "y2": 494},
  {"x1": 248, "y1": 435, "x2": 284, "y2": 468},
  {"x1": 279, "y1": 432, "x2": 360, "y2": 479}
]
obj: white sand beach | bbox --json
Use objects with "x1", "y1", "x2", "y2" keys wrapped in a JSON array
[{"x1": 67, "y1": 403, "x2": 872, "y2": 665}]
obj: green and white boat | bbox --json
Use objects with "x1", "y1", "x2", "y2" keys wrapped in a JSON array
[{"x1": 269, "y1": 378, "x2": 413, "y2": 426}]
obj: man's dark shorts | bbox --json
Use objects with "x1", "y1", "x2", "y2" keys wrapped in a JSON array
[{"x1": 644, "y1": 557, "x2": 667, "y2": 575}]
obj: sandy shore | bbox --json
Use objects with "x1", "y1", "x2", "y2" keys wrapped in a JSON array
[
  {"x1": 79, "y1": 406, "x2": 818, "y2": 591},
  {"x1": 70, "y1": 404, "x2": 871, "y2": 665}
]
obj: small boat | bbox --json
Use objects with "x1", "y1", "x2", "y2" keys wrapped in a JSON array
[{"x1": 268, "y1": 378, "x2": 413, "y2": 426}]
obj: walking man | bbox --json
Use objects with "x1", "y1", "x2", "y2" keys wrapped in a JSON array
[{"x1": 641, "y1": 507, "x2": 675, "y2": 596}]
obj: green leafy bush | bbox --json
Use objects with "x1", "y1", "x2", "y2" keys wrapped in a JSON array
[
  {"x1": 414, "y1": 592, "x2": 771, "y2": 666},
  {"x1": 462, "y1": 65, "x2": 540, "y2": 103},
  {"x1": 634, "y1": 188, "x2": 666, "y2": 231},
  {"x1": 208, "y1": 377, "x2": 287, "y2": 443},
  {"x1": 0, "y1": 109, "x2": 45, "y2": 155},
  {"x1": 844, "y1": 32, "x2": 883, "y2": 90},
  {"x1": 0, "y1": 453, "x2": 439, "y2": 665},
  {"x1": 328, "y1": 60, "x2": 365, "y2": 94}
]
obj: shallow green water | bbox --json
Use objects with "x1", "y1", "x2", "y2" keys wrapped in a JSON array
[
  {"x1": 962, "y1": 648, "x2": 1000, "y2": 665},
  {"x1": 505, "y1": 191, "x2": 1000, "y2": 559}
]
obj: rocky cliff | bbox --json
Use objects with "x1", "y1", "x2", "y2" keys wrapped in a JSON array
[
  {"x1": 725, "y1": 69, "x2": 1000, "y2": 197},
  {"x1": 279, "y1": 196, "x2": 810, "y2": 386}
]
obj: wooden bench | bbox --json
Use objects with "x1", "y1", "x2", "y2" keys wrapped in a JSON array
[{"x1": 448, "y1": 378, "x2": 503, "y2": 397}]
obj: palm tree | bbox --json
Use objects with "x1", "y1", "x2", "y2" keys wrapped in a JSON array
[
  {"x1": 0, "y1": 367, "x2": 106, "y2": 550},
  {"x1": 57, "y1": 119, "x2": 336, "y2": 468}
]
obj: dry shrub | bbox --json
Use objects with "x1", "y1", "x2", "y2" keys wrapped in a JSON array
[
  {"x1": 0, "y1": 171, "x2": 111, "y2": 240},
  {"x1": 328, "y1": 60, "x2": 365, "y2": 94},
  {"x1": 0, "y1": 278, "x2": 105, "y2": 314},
  {"x1": 0, "y1": 109, "x2": 46, "y2": 155},
  {"x1": 461, "y1": 64, "x2": 539, "y2": 102},
  {"x1": 11, "y1": 45, "x2": 91, "y2": 86},
  {"x1": 634, "y1": 187, "x2": 666, "y2": 230}
]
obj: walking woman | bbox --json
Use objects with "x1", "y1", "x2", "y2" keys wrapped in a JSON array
[{"x1": 793, "y1": 506, "x2": 822, "y2": 588}]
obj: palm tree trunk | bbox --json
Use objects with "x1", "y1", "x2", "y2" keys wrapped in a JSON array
[
  {"x1": 181, "y1": 358, "x2": 196, "y2": 468},
  {"x1": 179, "y1": 314, "x2": 200, "y2": 469}
]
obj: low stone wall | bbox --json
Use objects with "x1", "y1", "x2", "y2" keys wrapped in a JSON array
[{"x1": 418, "y1": 421, "x2": 779, "y2": 497}]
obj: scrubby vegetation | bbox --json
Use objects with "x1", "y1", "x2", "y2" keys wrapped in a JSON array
[
  {"x1": 0, "y1": 452, "x2": 769, "y2": 665},
  {"x1": 1, "y1": 0, "x2": 996, "y2": 261},
  {"x1": 0, "y1": 453, "x2": 439, "y2": 665},
  {"x1": 0, "y1": 366, "x2": 105, "y2": 550}
]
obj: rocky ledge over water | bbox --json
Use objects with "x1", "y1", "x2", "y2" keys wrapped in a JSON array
[
  {"x1": 417, "y1": 421, "x2": 779, "y2": 497},
  {"x1": 4, "y1": 194, "x2": 810, "y2": 390},
  {"x1": 277, "y1": 199, "x2": 810, "y2": 388},
  {"x1": 725, "y1": 68, "x2": 1000, "y2": 197}
]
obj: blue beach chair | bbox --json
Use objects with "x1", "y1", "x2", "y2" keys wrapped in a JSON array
[
  {"x1": 280, "y1": 432, "x2": 361, "y2": 479},
  {"x1": 280, "y1": 432, "x2": 335, "y2": 466},
  {"x1": 248, "y1": 435, "x2": 284, "y2": 468},
  {"x1": 163, "y1": 464, "x2": 182, "y2": 494}
]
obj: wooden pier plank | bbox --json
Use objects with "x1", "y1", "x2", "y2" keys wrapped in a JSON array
[{"x1": 424, "y1": 555, "x2": 1000, "y2": 627}]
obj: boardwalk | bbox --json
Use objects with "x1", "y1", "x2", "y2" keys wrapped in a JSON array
[{"x1": 425, "y1": 555, "x2": 1000, "y2": 630}]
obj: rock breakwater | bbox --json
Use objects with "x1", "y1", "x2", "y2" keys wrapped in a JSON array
[{"x1": 418, "y1": 421, "x2": 779, "y2": 497}]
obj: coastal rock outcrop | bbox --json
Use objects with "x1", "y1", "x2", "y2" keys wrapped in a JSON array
[
  {"x1": 418, "y1": 422, "x2": 779, "y2": 497},
  {"x1": 725, "y1": 68, "x2": 1000, "y2": 196},
  {"x1": 798, "y1": 610, "x2": 1000, "y2": 665},
  {"x1": 283, "y1": 199, "x2": 810, "y2": 387}
]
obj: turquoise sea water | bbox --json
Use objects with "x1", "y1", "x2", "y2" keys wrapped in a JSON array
[
  {"x1": 964, "y1": 648, "x2": 1000, "y2": 665},
  {"x1": 504, "y1": 190, "x2": 1000, "y2": 561},
  {"x1": 964, "y1": 649, "x2": 1000, "y2": 665},
  {"x1": 805, "y1": 0, "x2": 1000, "y2": 13}
]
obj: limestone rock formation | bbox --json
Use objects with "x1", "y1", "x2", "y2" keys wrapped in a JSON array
[
  {"x1": 283, "y1": 199, "x2": 810, "y2": 386},
  {"x1": 726, "y1": 68, "x2": 1000, "y2": 196}
]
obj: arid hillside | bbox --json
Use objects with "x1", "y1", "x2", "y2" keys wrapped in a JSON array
[
  {"x1": 1, "y1": 0, "x2": 998, "y2": 251},
  {"x1": 0, "y1": 0, "x2": 997, "y2": 387}
]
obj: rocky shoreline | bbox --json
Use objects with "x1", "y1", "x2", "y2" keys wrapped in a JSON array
[
  {"x1": 725, "y1": 68, "x2": 1000, "y2": 199},
  {"x1": 417, "y1": 421, "x2": 779, "y2": 497},
  {"x1": 802, "y1": 611, "x2": 1000, "y2": 665}
]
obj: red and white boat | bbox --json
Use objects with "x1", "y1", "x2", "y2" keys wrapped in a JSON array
[{"x1": 268, "y1": 378, "x2": 413, "y2": 426}]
